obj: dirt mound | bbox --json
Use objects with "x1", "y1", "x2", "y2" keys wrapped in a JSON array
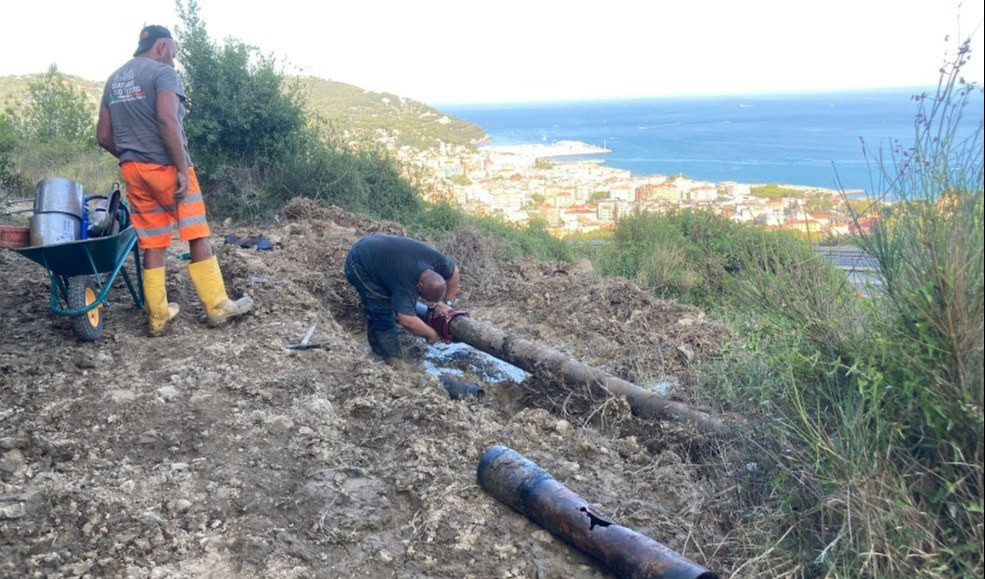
[{"x1": 1, "y1": 203, "x2": 741, "y2": 578}]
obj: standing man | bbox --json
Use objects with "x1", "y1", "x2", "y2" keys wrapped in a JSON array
[
  {"x1": 344, "y1": 234, "x2": 460, "y2": 365},
  {"x1": 97, "y1": 25, "x2": 253, "y2": 336}
]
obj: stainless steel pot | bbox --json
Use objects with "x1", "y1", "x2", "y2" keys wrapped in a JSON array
[
  {"x1": 29, "y1": 212, "x2": 81, "y2": 246},
  {"x1": 33, "y1": 178, "x2": 85, "y2": 218},
  {"x1": 87, "y1": 196, "x2": 111, "y2": 235},
  {"x1": 31, "y1": 178, "x2": 85, "y2": 246}
]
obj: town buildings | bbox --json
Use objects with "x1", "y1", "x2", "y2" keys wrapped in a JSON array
[{"x1": 395, "y1": 140, "x2": 863, "y2": 238}]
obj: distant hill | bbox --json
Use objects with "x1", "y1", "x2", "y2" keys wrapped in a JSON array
[
  {"x1": 296, "y1": 76, "x2": 485, "y2": 149},
  {"x1": 0, "y1": 73, "x2": 485, "y2": 150},
  {"x1": 0, "y1": 73, "x2": 103, "y2": 110}
]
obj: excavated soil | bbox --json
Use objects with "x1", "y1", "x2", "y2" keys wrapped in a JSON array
[{"x1": 1, "y1": 200, "x2": 743, "y2": 578}]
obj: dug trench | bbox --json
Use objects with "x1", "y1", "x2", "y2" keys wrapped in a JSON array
[{"x1": 1, "y1": 199, "x2": 747, "y2": 578}]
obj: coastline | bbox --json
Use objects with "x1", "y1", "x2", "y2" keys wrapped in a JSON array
[
  {"x1": 442, "y1": 92, "x2": 961, "y2": 195},
  {"x1": 479, "y1": 140, "x2": 611, "y2": 157},
  {"x1": 479, "y1": 139, "x2": 859, "y2": 197}
]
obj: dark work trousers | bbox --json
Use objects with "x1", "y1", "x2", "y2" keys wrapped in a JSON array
[{"x1": 344, "y1": 251, "x2": 402, "y2": 359}]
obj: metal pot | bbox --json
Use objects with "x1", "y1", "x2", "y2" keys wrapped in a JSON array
[
  {"x1": 33, "y1": 178, "x2": 85, "y2": 218},
  {"x1": 30, "y1": 212, "x2": 81, "y2": 246},
  {"x1": 87, "y1": 195, "x2": 111, "y2": 236}
]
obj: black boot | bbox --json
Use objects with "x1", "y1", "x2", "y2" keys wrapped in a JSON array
[
  {"x1": 375, "y1": 328, "x2": 403, "y2": 365},
  {"x1": 366, "y1": 326, "x2": 385, "y2": 357}
]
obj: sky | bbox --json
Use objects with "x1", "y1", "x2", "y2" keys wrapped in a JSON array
[{"x1": 2, "y1": 0, "x2": 983, "y2": 105}]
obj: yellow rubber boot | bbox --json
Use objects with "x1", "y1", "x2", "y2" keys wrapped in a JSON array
[
  {"x1": 142, "y1": 266, "x2": 180, "y2": 336},
  {"x1": 188, "y1": 256, "x2": 254, "y2": 327}
]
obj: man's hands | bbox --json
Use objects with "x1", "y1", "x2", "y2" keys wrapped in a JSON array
[
  {"x1": 396, "y1": 312, "x2": 441, "y2": 344},
  {"x1": 174, "y1": 170, "x2": 189, "y2": 203}
]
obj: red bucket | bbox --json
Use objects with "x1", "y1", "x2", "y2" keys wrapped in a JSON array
[{"x1": 0, "y1": 225, "x2": 31, "y2": 249}]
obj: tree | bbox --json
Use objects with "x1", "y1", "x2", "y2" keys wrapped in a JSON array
[
  {"x1": 0, "y1": 113, "x2": 19, "y2": 194},
  {"x1": 176, "y1": 0, "x2": 306, "y2": 176},
  {"x1": 18, "y1": 64, "x2": 95, "y2": 146},
  {"x1": 172, "y1": 0, "x2": 420, "y2": 222}
]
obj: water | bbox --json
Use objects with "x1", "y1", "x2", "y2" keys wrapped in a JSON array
[
  {"x1": 442, "y1": 89, "x2": 984, "y2": 194},
  {"x1": 423, "y1": 342, "x2": 528, "y2": 383}
]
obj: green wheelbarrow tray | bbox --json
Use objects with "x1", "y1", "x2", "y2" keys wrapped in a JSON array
[{"x1": 12, "y1": 225, "x2": 145, "y2": 318}]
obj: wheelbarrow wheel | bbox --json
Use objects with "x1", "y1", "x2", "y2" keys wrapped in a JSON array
[{"x1": 68, "y1": 276, "x2": 104, "y2": 342}]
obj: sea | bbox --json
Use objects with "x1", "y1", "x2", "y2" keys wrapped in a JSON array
[{"x1": 441, "y1": 89, "x2": 984, "y2": 195}]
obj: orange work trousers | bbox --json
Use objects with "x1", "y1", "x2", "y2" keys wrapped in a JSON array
[{"x1": 120, "y1": 162, "x2": 210, "y2": 249}]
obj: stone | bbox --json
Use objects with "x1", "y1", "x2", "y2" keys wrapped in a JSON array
[
  {"x1": 0, "y1": 449, "x2": 26, "y2": 477},
  {"x1": 156, "y1": 386, "x2": 180, "y2": 402},
  {"x1": 532, "y1": 530, "x2": 553, "y2": 543},
  {"x1": 0, "y1": 502, "x2": 26, "y2": 519},
  {"x1": 173, "y1": 499, "x2": 193, "y2": 514}
]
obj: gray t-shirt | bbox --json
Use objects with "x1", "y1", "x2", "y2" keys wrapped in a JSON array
[{"x1": 100, "y1": 58, "x2": 192, "y2": 166}]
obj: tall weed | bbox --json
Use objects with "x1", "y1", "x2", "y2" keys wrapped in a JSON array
[{"x1": 700, "y1": 38, "x2": 984, "y2": 576}]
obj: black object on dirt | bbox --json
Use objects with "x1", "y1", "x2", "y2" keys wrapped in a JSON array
[
  {"x1": 224, "y1": 234, "x2": 274, "y2": 250},
  {"x1": 438, "y1": 374, "x2": 485, "y2": 400}
]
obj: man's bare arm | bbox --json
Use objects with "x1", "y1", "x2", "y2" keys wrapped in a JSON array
[
  {"x1": 445, "y1": 266, "x2": 460, "y2": 302},
  {"x1": 96, "y1": 107, "x2": 118, "y2": 158},
  {"x1": 396, "y1": 313, "x2": 440, "y2": 344},
  {"x1": 156, "y1": 90, "x2": 189, "y2": 200}
]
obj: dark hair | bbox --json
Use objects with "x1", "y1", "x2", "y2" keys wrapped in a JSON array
[{"x1": 134, "y1": 25, "x2": 173, "y2": 57}]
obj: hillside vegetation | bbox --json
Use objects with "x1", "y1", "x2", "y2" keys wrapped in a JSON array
[
  {"x1": 0, "y1": 73, "x2": 103, "y2": 109},
  {"x1": 297, "y1": 76, "x2": 484, "y2": 149},
  {"x1": 1, "y1": 74, "x2": 483, "y2": 153}
]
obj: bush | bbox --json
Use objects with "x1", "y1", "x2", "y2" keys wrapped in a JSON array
[
  {"x1": 173, "y1": 1, "x2": 421, "y2": 225},
  {"x1": 589, "y1": 38, "x2": 982, "y2": 576},
  {"x1": 13, "y1": 64, "x2": 95, "y2": 146},
  {"x1": 403, "y1": 202, "x2": 572, "y2": 263},
  {"x1": 595, "y1": 209, "x2": 804, "y2": 306},
  {"x1": 849, "y1": 36, "x2": 983, "y2": 572},
  {"x1": 0, "y1": 113, "x2": 20, "y2": 196},
  {"x1": 693, "y1": 37, "x2": 984, "y2": 576},
  {"x1": 1, "y1": 65, "x2": 111, "y2": 202},
  {"x1": 262, "y1": 127, "x2": 420, "y2": 222},
  {"x1": 176, "y1": 0, "x2": 307, "y2": 179}
]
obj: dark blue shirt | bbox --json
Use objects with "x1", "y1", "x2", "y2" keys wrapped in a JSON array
[{"x1": 349, "y1": 234, "x2": 456, "y2": 316}]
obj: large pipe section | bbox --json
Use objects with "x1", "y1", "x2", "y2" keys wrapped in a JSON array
[
  {"x1": 478, "y1": 445, "x2": 718, "y2": 579},
  {"x1": 444, "y1": 313, "x2": 727, "y2": 435}
]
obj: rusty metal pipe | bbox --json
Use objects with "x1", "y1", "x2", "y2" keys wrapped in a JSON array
[
  {"x1": 448, "y1": 315, "x2": 727, "y2": 435},
  {"x1": 478, "y1": 445, "x2": 718, "y2": 579}
]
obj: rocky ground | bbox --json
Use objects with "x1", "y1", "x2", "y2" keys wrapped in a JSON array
[{"x1": 1, "y1": 200, "x2": 745, "y2": 578}]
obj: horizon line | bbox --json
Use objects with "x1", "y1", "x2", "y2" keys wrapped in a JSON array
[
  {"x1": 1, "y1": 69, "x2": 975, "y2": 109},
  {"x1": 427, "y1": 84, "x2": 966, "y2": 108}
]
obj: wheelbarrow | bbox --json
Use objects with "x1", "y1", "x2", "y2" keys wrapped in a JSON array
[{"x1": 10, "y1": 205, "x2": 144, "y2": 341}]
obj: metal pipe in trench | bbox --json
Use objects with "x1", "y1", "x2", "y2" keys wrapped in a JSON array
[{"x1": 443, "y1": 312, "x2": 727, "y2": 435}]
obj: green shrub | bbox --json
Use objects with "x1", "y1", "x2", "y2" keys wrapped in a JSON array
[
  {"x1": 404, "y1": 202, "x2": 572, "y2": 263},
  {"x1": 0, "y1": 113, "x2": 20, "y2": 196},
  {"x1": 1, "y1": 65, "x2": 110, "y2": 201},
  {"x1": 595, "y1": 209, "x2": 807, "y2": 307},
  {"x1": 12, "y1": 64, "x2": 95, "y2": 146},
  {"x1": 176, "y1": 0, "x2": 307, "y2": 179},
  {"x1": 695, "y1": 38, "x2": 984, "y2": 576},
  {"x1": 848, "y1": 36, "x2": 983, "y2": 573},
  {"x1": 172, "y1": 1, "x2": 422, "y2": 225},
  {"x1": 264, "y1": 128, "x2": 420, "y2": 222},
  {"x1": 750, "y1": 183, "x2": 803, "y2": 199}
]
